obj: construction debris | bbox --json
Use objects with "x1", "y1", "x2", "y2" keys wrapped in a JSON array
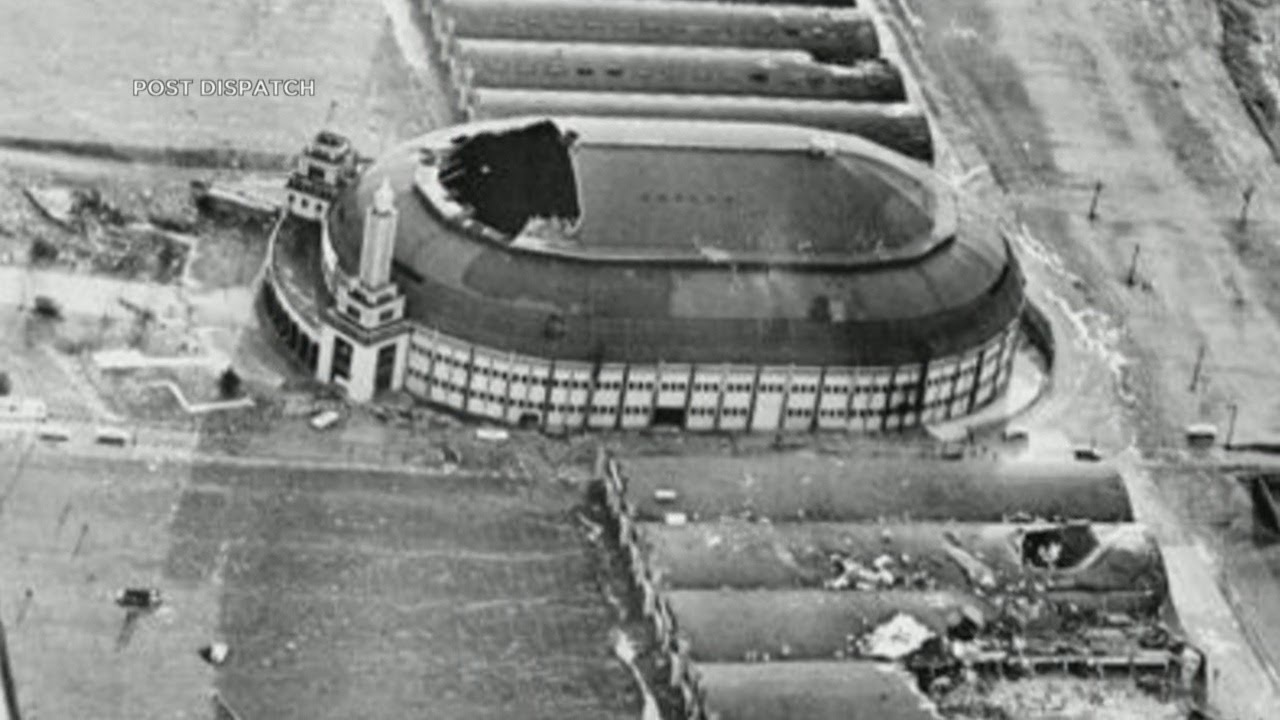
[
  {"x1": 23, "y1": 185, "x2": 79, "y2": 228},
  {"x1": 861, "y1": 613, "x2": 936, "y2": 660},
  {"x1": 941, "y1": 537, "x2": 997, "y2": 591},
  {"x1": 24, "y1": 184, "x2": 127, "y2": 230},
  {"x1": 599, "y1": 454, "x2": 1210, "y2": 719}
]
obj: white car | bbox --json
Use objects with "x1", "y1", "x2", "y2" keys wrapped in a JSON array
[{"x1": 309, "y1": 410, "x2": 342, "y2": 431}]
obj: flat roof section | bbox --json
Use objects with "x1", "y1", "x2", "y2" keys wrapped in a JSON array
[
  {"x1": 695, "y1": 661, "x2": 943, "y2": 720},
  {"x1": 664, "y1": 588, "x2": 989, "y2": 662},
  {"x1": 568, "y1": 142, "x2": 934, "y2": 261},
  {"x1": 621, "y1": 455, "x2": 1134, "y2": 522}
]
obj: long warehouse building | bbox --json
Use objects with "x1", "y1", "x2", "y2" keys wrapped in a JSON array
[{"x1": 428, "y1": 0, "x2": 880, "y2": 64}]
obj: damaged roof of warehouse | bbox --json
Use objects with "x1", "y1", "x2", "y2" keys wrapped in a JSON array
[
  {"x1": 638, "y1": 519, "x2": 1167, "y2": 601},
  {"x1": 618, "y1": 454, "x2": 1134, "y2": 522},
  {"x1": 327, "y1": 116, "x2": 1024, "y2": 366}
]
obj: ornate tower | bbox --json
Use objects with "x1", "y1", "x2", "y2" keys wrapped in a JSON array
[{"x1": 316, "y1": 176, "x2": 410, "y2": 401}]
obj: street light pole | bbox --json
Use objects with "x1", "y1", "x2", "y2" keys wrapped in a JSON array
[
  {"x1": 1087, "y1": 181, "x2": 1104, "y2": 222},
  {"x1": 1225, "y1": 402, "x2": 1239, "y2": 450},
  {"x1": 1189, "y1": 343, "x2": 1207, "y2": 392},
  {"x1": 1126, "y1": 244, "x2": 1141, "y2": 287}
]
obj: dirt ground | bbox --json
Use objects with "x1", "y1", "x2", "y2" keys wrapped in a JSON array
[
  {"x1": 0, "y1": 0, "x2": 451, "y2": 158},
  {"x1": 0, "y1": 159, "x2": 270, "y2": 290},
  {"x1": 0, "y1": 449, "x2": 636, "y2": 720},
  {"x1": 1218, "y1": 0, "x2": 1280, "y2": 159}
]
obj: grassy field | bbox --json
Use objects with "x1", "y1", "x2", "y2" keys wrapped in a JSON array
[
  {"x1": 0, "y1": 0, "x2": 452, "y2": 157},
  {"x1": 0, "y1": 451, "x2": 636, "y2": 720}
]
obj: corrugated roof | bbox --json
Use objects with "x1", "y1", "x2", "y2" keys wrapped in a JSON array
[
  {"x1": 696, "y1": 661, "x2": 943, "y2": 720},
  {"x1": 621, "y1": 454, "x2": 1133, "y2": 522},
  {"x1": 327, "y1": 117, "x2": 1023, "y2": 365},
  {"x1": 466, "y1": 90, "x2": 935, "y2": 161},
  {"x1": 665, "y1": 588, "x2": 988, "y2": 661}
]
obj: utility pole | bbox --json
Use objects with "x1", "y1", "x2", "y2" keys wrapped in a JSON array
[
  {"x1": 1087, "y1": 181, "x2": 1104, "y2": 222},
  {"x1": 0, "y1": 613, "x2": 23, "y2": 720},
  {"x1": 1189, "y1": 343, "x2": 1207, "y2": 392},
  {"x1": 1125, "y1": 243, "x2": 1141, "y2": 286},
  {"x1": 1239, "y1": 185, "x2": 1256, "y2": 228},
  {"x1": 1225, "y1": 402, "x2": 1239, "y2": 449}
]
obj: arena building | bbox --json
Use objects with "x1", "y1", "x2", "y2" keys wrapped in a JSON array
[{"x1": 260, "y1": 117, "x2": 1026, "y2": 432}]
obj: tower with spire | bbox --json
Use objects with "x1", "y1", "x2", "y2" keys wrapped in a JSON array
[{"x1": 315, "y1": 176, "x2": 410, "y2": 401}]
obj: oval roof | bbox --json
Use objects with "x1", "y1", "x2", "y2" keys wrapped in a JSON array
[{"x1": 328, "y1": 116, "x2": 1023, "y2": 365}]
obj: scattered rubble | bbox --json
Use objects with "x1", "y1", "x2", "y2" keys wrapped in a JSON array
[
  {"x1": 861, "y1": 613, "x2": 936, "y2": 660},
  {"x1": 21, "y1": 182, "x2": 191, "y2": 282},
  {"x1": 600, "y1": 455, "x2": 1210, "y2": 719}
]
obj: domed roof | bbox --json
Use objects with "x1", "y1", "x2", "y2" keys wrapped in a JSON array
[{"x1": 327, "y1": 117, "x2": 1022, "y2": 366}]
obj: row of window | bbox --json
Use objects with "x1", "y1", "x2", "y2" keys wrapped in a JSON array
[
  {"x1": 407, "y1": 371, "x2": 991, "y2": 425},
  {"x1": 406, "y1": 341, "x2": 1006, "y2": 399},
  {"x1": 410, "y1": 363, "x2": 993, "y2": 402}
]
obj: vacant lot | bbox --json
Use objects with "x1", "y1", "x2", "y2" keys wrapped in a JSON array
[{"x1": 0, "y1": 450, "x2": 635, "y2": 720}]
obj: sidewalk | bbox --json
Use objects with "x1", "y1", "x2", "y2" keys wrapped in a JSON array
[{"x1": 0, "y1": 418, "x2": 530, "y2": 481}]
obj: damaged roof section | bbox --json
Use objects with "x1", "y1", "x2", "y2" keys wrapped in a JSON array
[
  {"x1": 604, "y1": 454, "x2": 1207, "y2": 719},
  {"x1": 639, "y1": 520, "x2": 1167, "y2": 605},
  {"x1": 437, "y1": 119, "x2": 581, "y2": 236}
]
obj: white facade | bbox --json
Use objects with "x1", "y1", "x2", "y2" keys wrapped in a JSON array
[
  {"x1": 266, "y1": 218, "x2": 1021, "y2": 427},
  {"x1": 266, "y1": 152, "x2": 1023, "y2": 427},
  {"x1": 383, "y1": 319, "x2": 1021, "y2": 432}
]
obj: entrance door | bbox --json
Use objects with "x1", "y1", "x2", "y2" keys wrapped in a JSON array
[
  {"x1": 651, "y1": 407, "x2": 686, "y2": 428},
  {"x1": 374, "y1": 344, "x2": 396, "y2": 393}
]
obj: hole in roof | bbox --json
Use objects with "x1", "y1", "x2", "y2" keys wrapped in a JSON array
[{"x1": 436, "y1": 120, "x2": 582, "y2": 238}]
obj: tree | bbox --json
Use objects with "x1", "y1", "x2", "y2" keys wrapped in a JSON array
[
  {"x1": 218, "y1": 368, "x2": 242, "y2": 399},
  {"x1": 0, "y1": 372, "x2": 11, "y2": 397}
]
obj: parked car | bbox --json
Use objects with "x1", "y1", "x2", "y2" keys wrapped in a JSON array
[{"x1": 309, "y1": 409, "x2": 342, "y2": 431}]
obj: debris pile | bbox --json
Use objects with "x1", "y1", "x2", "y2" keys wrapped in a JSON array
[
  {"x1": 598, "y1": 453, "x2": 1211, "y2": 719},
  {"x1": 22, "y1": 183, "x2": 191, "y2": 282}
]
